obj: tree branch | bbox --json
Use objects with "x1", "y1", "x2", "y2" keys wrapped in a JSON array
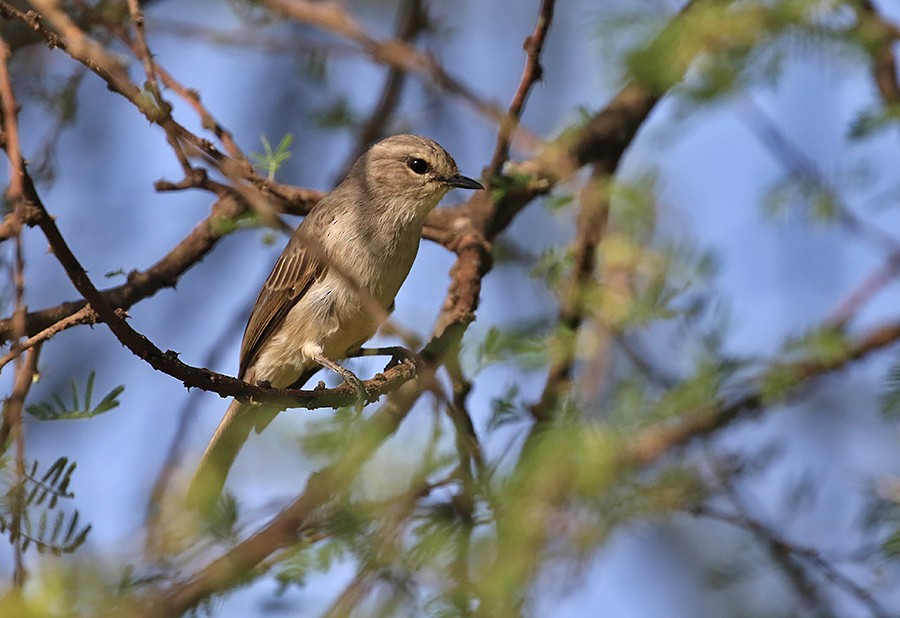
[
  {"x1": 485, "y1": 0, "x2": 556, "y2": 180},
  {"x1": 625, "y1": 319, "x2": 900, "y2": 468}
]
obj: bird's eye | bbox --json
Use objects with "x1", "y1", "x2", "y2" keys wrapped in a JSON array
[{"x1": 407, "y1": 158, "x2": 429, "y2": 174}]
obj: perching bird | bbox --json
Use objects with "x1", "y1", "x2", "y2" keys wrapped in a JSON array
[{"x1": 187, "y1": 135, "x2": 483, "y2": 511}]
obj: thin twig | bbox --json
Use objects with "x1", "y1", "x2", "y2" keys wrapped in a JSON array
[
  {"x1": 697, "y1": 502, "x2": 891, "y2": 618},
  {"x1": 739, "y1": 99, "x2": 900, "y2": 327},
  {"x1": 3, "y1": 1, "x2": 233, "y2": 173},
  {"x1": 126, "y1": 0, "x2": 192, "y2": 172},
  {"x1": 702, "y1": 456, "x2": 837, "y2": 617},
  {"x1": 624, "y1": 318, "x2": 900, "y2": 468},
  {"x1": 485, "y1": 0, "x2": 555, "y2": 180},
  {"x1": 0, "y1": 32, "x2": 31, "y2": 588},
  {"x1": 259, "y1": 0, "x2": 511, "y2": 129},
  {"x1": 531, "y1": 167, "x2": 609, "y2": 421},
  {"x1": 116, "y1": 23, "x2": 247, "y2": 164},
  {"x1": 856, "y1": 0, "x2": 900, "y2": 105},
  {"x1": 826, "y1": 253, "x2": 900, "y2": 328},
  {"x1": 0, "y1": 305, "x2": 98, "y2": 374},
  {"x1": 334, "y1": 0, "x2": 428, "y2": 181}
]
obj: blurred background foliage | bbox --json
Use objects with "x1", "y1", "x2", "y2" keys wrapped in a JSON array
[{"x1": 0, "y1": 0, "x2": 898, "y2": 616}]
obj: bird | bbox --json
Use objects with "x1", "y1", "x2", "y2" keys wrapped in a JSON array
[{"x1": 187, "y1": 135, "x2": 483, "y2": 512}]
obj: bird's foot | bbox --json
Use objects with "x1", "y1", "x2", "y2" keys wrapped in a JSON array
[
  {"x1": 312, "y1": 354, "x2": 367, "y2": 412},
  {"x1": 350, "y1": 346, "x2": 420, "y2": 372}
]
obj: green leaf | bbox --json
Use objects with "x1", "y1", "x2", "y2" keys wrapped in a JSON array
[
  {"x1": 0, "y1": 457, "x2": 90, "y2": 555},
  {"x1": 487, "y1": 383, "x2": 526, "y2": 431},
  {"x1": 849, "y1": 105, "x2": 900, "y2": 139},
  {"x1": 784, "y1": 327, "x2": 851, "y2": 367},
  {"x1": 274, "y1": 544, "x2": 312, "y2": 590},
  {"x1": 530, "y1": 247, "x2": 573, "y2": 288},
  {"x1": 310, "y1": 98, "x2": 357, "y2": 129},
  {"x1": 251, "y1": 132, "x2": 294, "y2": 181},
  {"x1": 205, "y1": 491, "x2": 240, "y2": 542},
  {"x1": 544, "y1": 193, "x2": 574, "y2": 213},
  {"x1": 763, "y1": 175, "x2": 839, "y2": 223},
  {"x1": 882, "y1": 529, "x2": 900, "y2": 558},
  {"x1": 880, "y1": 356, "x2": 900, "y2": 418},
  {"x1": 26, "y1": 371, "x2": 124, "y2": 420},
  {"x1": 474, "y1": 325, "x2": 548, "y2": 372}
]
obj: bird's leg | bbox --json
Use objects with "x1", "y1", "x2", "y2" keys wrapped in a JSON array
[
  {"x1": 349, "y1": 346, "x2": 421, "y2": 372},
  {"x1": 311, "y1": 353, "x2": 367, "y2": 411}
]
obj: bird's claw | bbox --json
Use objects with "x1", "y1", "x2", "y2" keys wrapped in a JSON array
[{"x1": 382, "y1": 347, "x2": 421, "y2": 372}]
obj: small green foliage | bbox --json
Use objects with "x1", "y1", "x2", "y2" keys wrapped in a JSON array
[
  {"x1": 323, "y1": 500, "x2": 373, "y2": 545},
  {"x1": 204, "y1": 492, "x2": 240, "y2": 543},
  {"x1": 104, "y1": 268, "x2": 126, "y2": 279},
  {"x1": 475, "y1": 325, "x2": 548, "y2": 372},
  {"x1": 607, "y1": 378, "x2": 650, "y2": 430},
  {"x1": 849, "y1": 105, "x2": 900, "y2": 139},
  {"x1": 784, "y1": 327, "x2": 851, "y2": 367},
  {"x1": 251, "y1": 133, "x2": 294, "y2": 181},
  {"x1": 424, "y1": 596, "x2": 467, "y2": 618},
  {"x1": 0, "y1": 457, "x2": 91, "y2": 555},
  {"x1": 861, "y1": 488, "x2": 900, "y2": 544},
  {"x1": 409, "y1": 503, "x2": 465, "y2": 566},
  {"x1": 302, "y1": 49, "x2": 330, "y2": 82},
  {"x1": 544, "y1": 192, "x2": 574, "y2": 213},
  {"x1": 609, "y1": 173, "x2": 658, "y2": 240},
  {"x1": 882, "y1": 530, "x2": 900, "y2": 558},
  {"x1": 609, "y1": 361, "x2": 726, "y2": 430},
  {"x1": 137, "y1": 87, "x2": 167, "y2": 123},
  {"x1": 655, "y1": 361, "x2": 723, "y2": 420},
  {"x1": 487, "y1": 383, "x2": 527, "y2": 431},
  {"x1": 488, "y1": 172, "x2": 533, "y2": 203},
  {"x1": 760, "y1": 363, "x2": 802, "y2": 405},
  {"x1": 273, "y1": 544, "x2": 312, "y2": 590},
  {"x1": 761, "y1": 326, "x2": 851, "y2": 403},
  {"x1": 298, "y1": 406, "x2": 357, "y2": 459},
  {"x1": 880, "y1": 356, "x2": 900, "y2": 417},
  {"x1": 763, "y1": 175, "x2": 840, "y2": 223},
  {"x1": 210, "y1": 214, "x2": 240, "y2": 236},
  {"x1": 620, "y1": 0, "x2": 850, "y2": 102},
  {"x1": 311, "y1": 98, "x2": 357, "y2": 129},
  {"x1": 209, "y1": 211, "x2": 262, "y2": 237},
  {"x1": 628, "y1": 467, "x2": 707, "y2": 517},
  {"x1": 703, "y1": 558, "x2": 752, "y2": 589},
  {"x1": 26, "y1": 372, "x2": 124, "y2": 421},
  {"x1": 613, "y1": 270, "x2": 679, "y2": 327},
  {"x1": 530, "y1": 247, "x2": 573, "y2": 288},
  {"x1": 58, "y1": 83, "x2": 79, "y2": 124},
  {"x1": 312, "y1": 535, "x2": 346, "y2": 572},
  {"x1": 489, "y1": 237, "x2": 533, "y2": 265}
]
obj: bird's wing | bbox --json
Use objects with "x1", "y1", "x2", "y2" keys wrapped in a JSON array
[{"x1": 239, "y1": 231, "x2": 327, "y2": 378}]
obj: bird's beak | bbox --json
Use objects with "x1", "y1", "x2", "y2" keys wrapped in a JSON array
[{"x1": 445, "y1": 174, "x2": 484, "y2": 190}]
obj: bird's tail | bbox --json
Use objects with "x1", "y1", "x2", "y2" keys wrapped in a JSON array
[{"x1": 186, "y1": 399, "x2": 257, "y2": 514}]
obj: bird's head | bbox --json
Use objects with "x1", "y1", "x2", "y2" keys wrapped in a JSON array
[{"x1": 355, "y1": 134, "x2": 483, "y2": 215}]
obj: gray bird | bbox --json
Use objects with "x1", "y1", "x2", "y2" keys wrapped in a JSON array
[{"x1": 188, "y1": 135, "x2": 483, "y2": 511}]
